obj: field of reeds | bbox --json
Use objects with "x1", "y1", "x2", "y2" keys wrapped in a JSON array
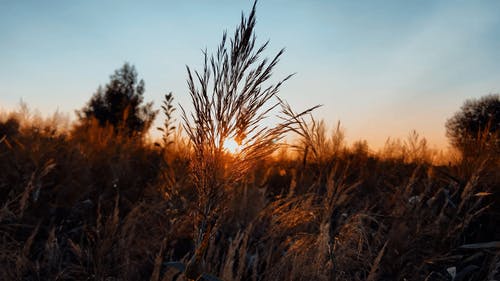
[
  {"x1": 2, "y1": 97, "x2": 500, "y2": 281},
  {"x1": 1, "y1": 3, "x2": 499, "y2": 281}
]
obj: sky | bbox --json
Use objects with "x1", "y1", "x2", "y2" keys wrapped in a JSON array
[{"x1": 1, "y1": 0, "x2": 500, "y2": 149}]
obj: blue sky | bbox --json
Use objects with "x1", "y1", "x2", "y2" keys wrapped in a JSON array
[{"x1": 1, "y1": 0, "x2": 499, "y2": 148}]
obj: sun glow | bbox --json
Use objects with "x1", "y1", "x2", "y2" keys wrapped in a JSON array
[{"x1": 223, "y1": 137, "x2": 241, "y2": 154}]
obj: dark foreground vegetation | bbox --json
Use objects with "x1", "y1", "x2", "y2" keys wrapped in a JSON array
[
  {"x1": 1, "y1": 105, "x2": 499, "y2": 281},
  {"x1": 1, "y1": 3, "x2": 499, "y2": 281}
]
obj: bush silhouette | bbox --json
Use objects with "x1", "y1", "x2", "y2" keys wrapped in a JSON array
[
  {"x1": 78, "y1": 63, "x2": 156, "y2": 136},
  {"x1": 446, "y1": 94, "x2": 500, "y2": 157},
  {"x1": 0, "y1": 117, "x2": 20, "y2": 139}
]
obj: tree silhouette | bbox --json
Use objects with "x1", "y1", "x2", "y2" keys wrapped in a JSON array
[
  {"x1": 446, "y1": 94, "x2": 500, "y2": 157},
  {"x1": 78, "y1": 63, "x2": 156, "y2": 136}
]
